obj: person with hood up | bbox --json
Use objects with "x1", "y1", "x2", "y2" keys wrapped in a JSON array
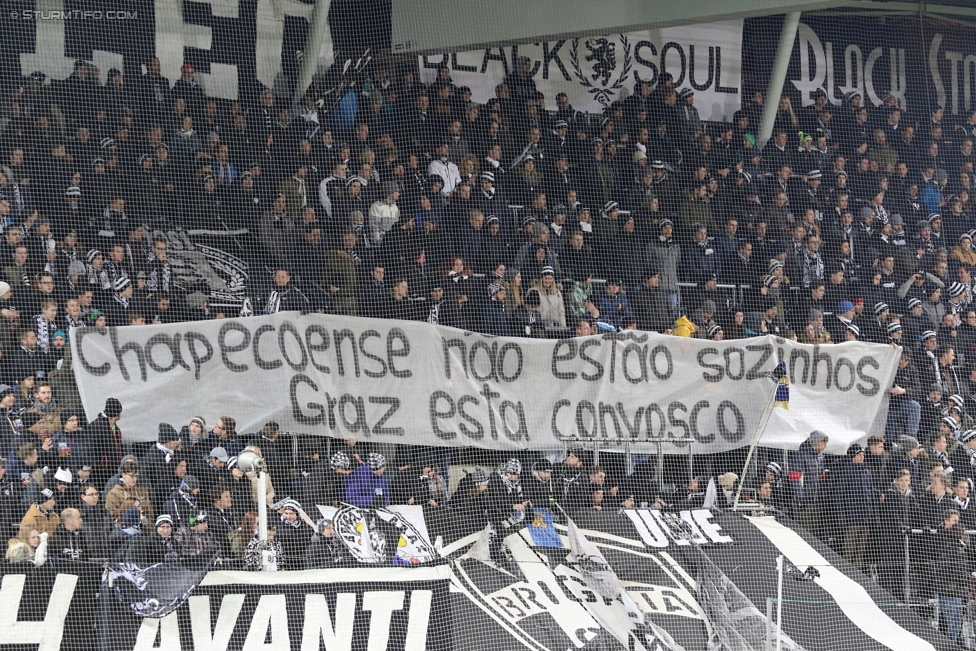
[
  {"x1": 88, "y1": 397, "x2": 123, "y2": 486},
  {"x1": 344, "y1": 452, "x2": 391, "y2": 508},
  {"x1": 141, "y1": 423, "x2": 182, "y2": 504},
  {"x1": 485, "y1": 458, "x2": 532, "y2": 562},
  {"x1": 273, "y1": 499, "x2": 307, "y2": 570},
  {"x1": 305, "y1": 518, "x2": 348, "y2": 568}
]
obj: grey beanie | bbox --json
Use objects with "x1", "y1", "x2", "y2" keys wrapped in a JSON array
[{"x1": 807, "y1": 430, "x2": 828, "y2": 445}]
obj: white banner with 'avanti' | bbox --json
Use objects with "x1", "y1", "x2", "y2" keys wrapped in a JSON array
[
  {"x1": 70, "y1": 312, "x2": 897, "y2": 453},
  {"x1": 419, "y1": 20, "x2": 743, "y2": 121}
]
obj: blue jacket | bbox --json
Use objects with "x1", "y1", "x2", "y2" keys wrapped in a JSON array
[
  {"x1": 789, "y1": 441, "x2": 825, "y2": 504},
  {"x1": 596, "y1": 292, "x2": 634, "y2": 328},
  {"x1": 343, "y1": 464, "x2": 391, "y2": 507},
  {"x1": 920, "y1": 182, "x2": 942, "y2": 215},
  {"x1": 835, "y1": 460, "x2": 876, "y2": 526}
]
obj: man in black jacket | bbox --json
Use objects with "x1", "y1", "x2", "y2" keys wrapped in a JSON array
[
  {"x1": 631, "y1": 270, "x2": 672, "y2": 332},
  {"x1": 141, "y1": 423, "x2": 183, "y2": 505},
  {"x1": 51, "y1": 507, "x2": 88, "y2": 561},
  {"x1": 300, "y1": 451, "x2": 353, "y2": 510},
  {"x1": 486, "y1": 459, "x2": 531, "y2": 562},
  {"x1": 263, "y1": 267, "x2": 311, "y2": 314},
  {"x1": 5, "y1": 329, "x2": 49, "y2": 385},
  {"x1": 522, "y1": 460, "x2": 558, "y2": 511},
  {"x1": 87, "y1": 397, "x2": 124, "y2": 486},
  {"x1": 78, "y1": 483, "x2": 111, "y2": 557}
]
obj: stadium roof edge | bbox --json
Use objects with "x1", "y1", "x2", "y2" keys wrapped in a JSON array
[{"x1": 390, "y1": 0, "x2": 976, "y2": 54}]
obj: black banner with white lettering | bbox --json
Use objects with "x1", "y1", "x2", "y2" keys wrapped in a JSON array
[
  {"x1": 744, "y1": 15, "x2": 976, "y2": 120},
  {"x1": 95, "y1": 564, "x2": 452, "y2": 651},
  {"x1": 1, "y1": 511, "x2": 958, "y2": 650},
  {"x1": 0, "y1": 561, "x2": 101, "y2": 651}
]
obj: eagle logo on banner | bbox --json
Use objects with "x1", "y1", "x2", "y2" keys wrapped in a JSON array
[{"x1": 569, "y1": 35, "x2": 633, "y2": 106}]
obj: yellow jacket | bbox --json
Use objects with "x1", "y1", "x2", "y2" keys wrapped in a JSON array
[{"x1": 673, "y1": 315, "x2": 696, "y2": 338}]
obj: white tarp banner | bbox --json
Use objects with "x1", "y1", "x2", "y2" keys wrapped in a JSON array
[
  {"x1": 418, "y1": 20, "x2": 743, "y2": 121},
  {"x1": 70, "y1": 312, "x2": 898, "y2": 453}
]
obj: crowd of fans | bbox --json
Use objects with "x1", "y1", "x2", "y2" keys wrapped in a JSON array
[
  {"x1": 0, "y1": 401, "x2": 652, "y2": 572},
  {"x1": 1, "y1": 49, "x2": 976, "y2": 640}
]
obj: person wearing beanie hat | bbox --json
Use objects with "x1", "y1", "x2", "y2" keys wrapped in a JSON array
[
  {"x1": 835, "y1": 441, "x2": 874, "y2": 570},
  {"x1": 173, "y1": 508, "x2": 217, "y2": 558},
  {"x1": 103, "y1": 273, "x2": 134, "y2": 326},
  {"x1": 87, "y1": 397, "x2": 123, "y2": 487},
  {"x1": 949, "y1": 429, "x2": 976, "y2": 482},
  {"x1": 941, "y1": 415, "x2": 960, "y2": 437},
  {"x1": 482, "y1": 279, "x2": 513, "y2": 337},
  {"x1": 889, "y1": 435, "x2": 924, "y2": 490},
  {"x1": 899, "y1": 296, "x2": 928, "y2": 344},
  {"x1": 138, "y1": 511, "x2": 178, "y2": 563},
  {"x1": 481, "y1": 458, "x2": 533, "y2": 560},
  {"x1": 299, "y1": 450, "x2": 357, "y2": 510},
  {"x1": 344, "y1": 451, "x2": 392, "y2": 508},
  {"x1": 759, "y1": 459, "x2": 791, "y2": 510},
  {"x1": 306, "y1": 516, "x2": 348, "y2": 569},
  {"x1": 140, "y1": 422, "x2": 182, "y2": 502},
  {"x1": 647, "y1": 216, "x2": 680, "y2": 312},
  {"x1": 789, "y1": 430, "x2": 829, "y2": 537},
  {"x1": 19, "y1": 485, "x2": 61, "y2": 539},
  {"x1": 824, "y1": 299, "x2": 857, "y2": 343},
  {"x1": 522, "y1": 459, "x2": 557, "y2": 508}
]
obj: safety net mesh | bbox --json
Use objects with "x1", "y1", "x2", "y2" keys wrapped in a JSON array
[{"x1": 0, "y1": 2, "x2": 975, "y2": 650}]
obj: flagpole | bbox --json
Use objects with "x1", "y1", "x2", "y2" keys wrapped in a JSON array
[{"x1": 733, "y1": 369, "x2": 783, "y2": 512}]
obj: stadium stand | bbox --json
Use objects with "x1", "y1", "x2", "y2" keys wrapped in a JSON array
[{"x1": 0, "y1": 3, "x2": 976, "y2": 651}]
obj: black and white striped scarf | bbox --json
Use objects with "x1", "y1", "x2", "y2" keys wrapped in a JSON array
[
  {"x1": 265, "y1": 289, "x2": 284, "y2": 314},
  {"x1": 34, "y1": 314, "x2": 51, "y2": 353},
  {"x1": 147, "y1": 263, "x2": 170, "y2": 293},
  {"x1": 87, "y1": 265, "x2": 110, "y2": 290}
]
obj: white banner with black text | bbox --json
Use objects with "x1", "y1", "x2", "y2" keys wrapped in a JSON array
[{"x1": 70, "y1": 312, "x2": 898, "y2": 454}]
